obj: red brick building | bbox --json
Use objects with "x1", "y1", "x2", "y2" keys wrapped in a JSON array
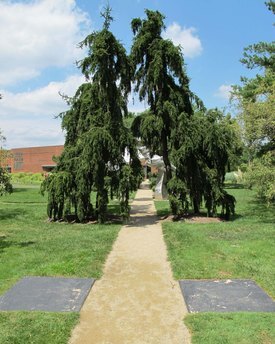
[
  {"x1": 7, "y1": 145, "x2": 64, "y2": 173},
  {"x1": 5, "y1": 145, "x2": 158, "y2": 176}
]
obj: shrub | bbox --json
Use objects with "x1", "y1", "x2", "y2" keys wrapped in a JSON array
[
  {"x1": 0, "y1": 167, "x2": 13, "y2": 195},
  {"x1": 243, "y1": 152, "x2": 275, "y2": 204},
  {"x1": 225, "y1": 170, "x2": 243, "y2": 184},
  {"x1": 11, "y1": 172, "x2": 45, "y2": 185}
]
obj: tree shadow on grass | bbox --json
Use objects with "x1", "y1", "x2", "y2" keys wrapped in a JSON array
[
  {"x1": 17, "y1": 241, "x2": 36, "y2": 247},
  {"x1": 0, "y1": 236, "x2": 35, "y2": 253},
  {"x1": 245, "y1": 200, "x2": 275, "y2": 224},
  {"x1": 1, "y1": 187, "x2": 45, "y2": 204},
  {"x1": 12, "y1": 188, "x2": 29, "y2": 193},
  {"x1": 230, "y1": 213, "x2": 244, "y2": 221},
  {"x1": 156, "y1": 208, "x2": 170, "y2": 217},
  {"x1": 0, "y1": 236, "x2": 13, "y2": 253},
  {"x1": 224, "y1": 183, "x2": 244, "y2": 189},
  {"x1": 0, "y1": 208, "x2": 26, "y2": 221}
]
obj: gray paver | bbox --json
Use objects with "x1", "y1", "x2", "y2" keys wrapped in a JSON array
[
  {"x1": 179, "y1": 279, "x2": 275, "y2": 312},
  {"x1": 0, "y1": 276, "x2": 95, "y2": 312}
]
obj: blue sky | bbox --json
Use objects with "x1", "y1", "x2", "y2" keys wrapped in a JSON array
[{"x1": 0, "y1": 0, "x2": 273, "y2": 148}]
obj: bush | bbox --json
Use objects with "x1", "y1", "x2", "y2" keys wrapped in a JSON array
[
  {"x1": 243, "y1": 152, "x2": 275, "y2": 204},
  {"x1": 0, "y1": 167, "x2": 13, "y2": 195},
  {"x1": 11, "y1": 172, "x2": 45, "y2": 185},
  {"x1": 224, "y1": 170, "x2": 243, "y2": 184}
]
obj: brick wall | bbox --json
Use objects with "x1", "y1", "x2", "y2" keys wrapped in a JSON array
[
  {"x1": 5, "y1": 145, "x2": 159, "y2": 175},
  {"x1": 8, "y1": 145, "x2": 64, "y2": 173}
]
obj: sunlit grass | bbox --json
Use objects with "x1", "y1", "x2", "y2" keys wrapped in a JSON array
[
  {"x1": 0, "y1": 312, "x2": 79, "y2": 344},
  {"x1": 158, "y1": 186, "x2": 275, "y2": 343},
  {"x1": 0, "y1": 184, "x2": 123, "y2": 343},
  {"x1": 184, "y1": 313, "x2": 275, "y2": 344}
]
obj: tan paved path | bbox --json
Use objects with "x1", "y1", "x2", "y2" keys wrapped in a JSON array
[{"x1": 69, "y1": 181, "x2": 191, "y2": 344}]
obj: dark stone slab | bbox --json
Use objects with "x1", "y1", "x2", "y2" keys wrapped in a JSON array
[
  {"x1": 0, "y1": 276, "x2": 95, "y2": 312},
  {"x1": 179, "y1": 279, "x2": 275, "y2": 313}
]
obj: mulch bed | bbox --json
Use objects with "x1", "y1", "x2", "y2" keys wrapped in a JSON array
[{"x1": 160, "y1": 214, "x2": 223, "y2": 223}]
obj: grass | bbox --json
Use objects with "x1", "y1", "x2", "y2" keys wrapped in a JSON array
[
  {"x1": 185, "y1": 313, "x2": 275, "y2": 344},
  {"x1": 154, "y1": 199, "x2": 170, "y2": 217},
  {"x1": 1, "y1": 183, "x2": 274, "y2": 343},
  {"x1": 0, "y1": 312, "x2": 79, "y2": 344},
  {"x1": 157, "y1": 186, "x2": 275, "y2": 343},
  {"x1": 0, "y1": 184, "x2": 123, "y2": 343}
]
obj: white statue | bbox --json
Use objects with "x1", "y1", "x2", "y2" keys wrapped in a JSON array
[{"x1": 148, "y1": 155, "x2": 168, "y2": 200}]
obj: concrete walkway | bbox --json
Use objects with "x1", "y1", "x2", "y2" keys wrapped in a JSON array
[{"x1": 69, "y1": 181, "x2": 190, "y2": 344}]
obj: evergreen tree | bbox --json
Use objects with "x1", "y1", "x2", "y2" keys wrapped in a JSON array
[
  {"x1": 170, "y1": 109, "x2": 238, "y2": 219},
  {"x1": 130, "y1": 10, "x2": 196, "y2": 182},
  {"x1": 41, "y1": 7, "x2": 142, "y2": 223},
  {"x1": 130, "y1": 10, "x2": 236, "y2": 219}
]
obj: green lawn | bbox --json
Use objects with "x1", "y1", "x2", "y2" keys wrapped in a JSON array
[
  {"x1": 0, "y1": 184, "x2": 122, "y2": 343},
  {"x1": 185, "y1": 313, "x2": 275, "y2": 344},
  {"x1": 157, "y1": 186, "x2": 275, "y2": 343},
  {"x1": 0, "y1": 312, "x2": 79, "y2": 344}
]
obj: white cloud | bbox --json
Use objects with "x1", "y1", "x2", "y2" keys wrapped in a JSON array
[
  {"x1": 1, "y1": 119, "x2": 65, "y2": 149},
  {"x1": 163, "y1": 23, "x2": 203, "y2": 58},
  {"x1": 0, "y1": 0, "x2": 90, "y2": 86},
  {"x1": 0, "y1": 74, "x2": 84, "y2": 148},
  {"x1": 215, "y1": 84, "x2": 233, "y2": 100},
  {"x1": 0, "y1": 76, "x2": 148, "y2": 148}
]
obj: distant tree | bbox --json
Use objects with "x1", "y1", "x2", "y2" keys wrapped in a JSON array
[
  {"x1": 232, "y1": 1, "x2": 274, "y2": 204},
  {"x1": 240, "y1": 1, "x2": 274, "y2": 71},
  {"x1": 232, "y1": 1, "x2": 275, "y2": 157},
  {"x1": 244, "y1": 152, "x2": 274, "y2": 204},
  {"x1": 41, "y1": 6, "x2": 142, "y2": 223}
]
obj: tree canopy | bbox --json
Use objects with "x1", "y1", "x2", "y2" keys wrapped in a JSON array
[{"x1": 232, "y1": 1, "x2": 275, "y2": 157}]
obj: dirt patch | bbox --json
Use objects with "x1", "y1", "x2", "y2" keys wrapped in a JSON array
[
  {"x1": 185, "y1": 216, "x2": 223, "y2": 223},
  {"x1": 218, "y1": 271, "x2": 232, "y2": 277},
  {"x1": 160, "y1": 214, "x2": 223, "y2": 223}
]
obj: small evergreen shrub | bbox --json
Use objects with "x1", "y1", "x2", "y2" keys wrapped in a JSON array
[{"x1": 11, "y1": 172, "x2": 45, "y2": 185}]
